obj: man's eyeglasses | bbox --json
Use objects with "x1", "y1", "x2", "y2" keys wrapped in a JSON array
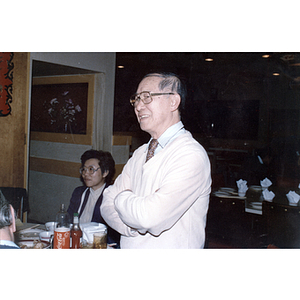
[
  {"x1": 79, "y1": 166, "x2": 101, "y2": 174},
  {"x1": 130, "y1": 91, "x2": 174, "y2": 107}
]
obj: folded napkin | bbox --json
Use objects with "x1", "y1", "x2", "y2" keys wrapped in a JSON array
[
  {"x1": 236, "y1": 179, "x2": 248, "y2": 196},
  {"x1": 286, "y1": 191, "x2": 300, "y2": 206},
  {"x1": 262, "y1": 189, "x2": 275, "y2": 202},
  {"x1": 260, "y1": 178, "x2": 272, "y2": 189}
]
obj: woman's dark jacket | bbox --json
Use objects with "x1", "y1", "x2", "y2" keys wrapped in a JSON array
[{"x1": 67, "y1": 184, "x2": 120, "y2": 246}]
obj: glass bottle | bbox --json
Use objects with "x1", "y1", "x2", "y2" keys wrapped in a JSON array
[
  {"x1": 71, "y1": 213, "x2": 82, "y2": 249},
  {"x1": 55, "y1": 203, "x2": 70, "y2": 228}
]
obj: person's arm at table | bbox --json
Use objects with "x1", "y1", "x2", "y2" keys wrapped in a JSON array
[{"x1": 101, "y1": 158, "x2": 139, "y2": 237}]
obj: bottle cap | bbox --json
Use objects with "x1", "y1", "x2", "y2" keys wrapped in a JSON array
[{"x1": 73, "y1": 213, "x2": 79, "y2": 223}]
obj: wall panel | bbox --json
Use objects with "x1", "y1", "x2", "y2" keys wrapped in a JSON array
[{"x1": 0, "y1": 52, "x2": 30, "y2": 188}]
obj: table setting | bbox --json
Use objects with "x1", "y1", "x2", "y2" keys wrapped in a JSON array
[
  {"x1": 15, "y1": 220, "x2": 116, "y2": 249},
  {"x1": 15, "y1": 222, "x2": 50, "y2": 249},
  {"x1": 213, "y1": 187, "x2": 246, "y2": 199},
  {"x1": 213, "y1": 185, "x2": 262, "y2": 214},
  {"x1": 212, "y1": 178, "x2": 271, "y2": 215},
  {"x1": 213, "y1": 177, "x2": 300, "y2": 216}
]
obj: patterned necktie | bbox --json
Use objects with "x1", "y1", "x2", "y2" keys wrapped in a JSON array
[{"x1": 146, "y1": 139, "x2": 159, "y2": 162}]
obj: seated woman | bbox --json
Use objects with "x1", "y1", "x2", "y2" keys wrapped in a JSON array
[{"x1": 67, "y1": 149, "x2": 120, "y2": 246}]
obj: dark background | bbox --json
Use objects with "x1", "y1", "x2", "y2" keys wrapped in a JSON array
[{"x1": 113, "y1": 52, "x2": 300, "y2": 144}]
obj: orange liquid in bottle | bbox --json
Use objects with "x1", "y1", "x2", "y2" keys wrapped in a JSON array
[{"x1": 71, "y1": 229, "x2": 82, "y2": 249}]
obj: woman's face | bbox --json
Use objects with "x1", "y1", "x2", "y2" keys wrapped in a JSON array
[{"x1": 81, "y1": 158, "x2": 108, "y2": 190}]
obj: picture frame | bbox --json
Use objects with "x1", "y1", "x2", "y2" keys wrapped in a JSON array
[{"x1": 30, "y1": 74, "x2": 95, "y2": 145}]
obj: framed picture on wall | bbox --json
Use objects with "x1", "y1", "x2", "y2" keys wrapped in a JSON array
[{"x1": 30, "y1": 74, "x2": 95, "y2": 145}]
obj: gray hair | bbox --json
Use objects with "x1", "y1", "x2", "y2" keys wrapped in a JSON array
[
  {"x1": 142, "y1": 72, "x2": 186, "y2": 112},
  {"x1": 0, "y1": 191, "x2": 13, "y2": 229}
]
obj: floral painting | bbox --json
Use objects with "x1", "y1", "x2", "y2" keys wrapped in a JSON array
[{"x1": 30, "y1": 82, "x2": 88, "y2": 134}]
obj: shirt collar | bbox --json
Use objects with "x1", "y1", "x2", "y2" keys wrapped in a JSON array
[
  {"x1": 145, "y1": 121, "x2": 184, "y2": 152},
  {"x1": 158, "y1": 121, "x2": 184, "y2": 148},
  {"x1": 89, "y1": 184, "x2": 105, "y2": 198}
]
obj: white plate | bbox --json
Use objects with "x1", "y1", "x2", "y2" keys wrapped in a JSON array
[
  {"x1": 251, "y1": 205, "x2": 262, "y2": 210},
  {"x1": 214, "y1": 191, "x2": 230, "y2": 196},
  {"x1": 214, "y1": 191, "x2": 246, "y2": 199},
  {"x1": 219, "y1": 187, "x2": 236, "y2": 193},
  {"x1": 17, "y1": 229, "x2": 44, "y2": 240},
  {"x1": 18, "y1": 240, "x2": 50, "y2": 249},
  {"x1": 250, "y1": 202, "x2": 263, "y2": 209}
]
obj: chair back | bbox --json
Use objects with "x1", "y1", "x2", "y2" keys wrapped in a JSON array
[{"x1": 0, "y1": 187, "x2": 29, "y2": 222}]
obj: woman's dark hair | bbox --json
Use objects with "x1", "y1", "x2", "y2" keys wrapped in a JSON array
[
  {"x1": 81, "y1": 149, "x2": 116, "y2": 185},
  {"x1": 142, "y1": 72, "x2": 186, "y2": 112}
]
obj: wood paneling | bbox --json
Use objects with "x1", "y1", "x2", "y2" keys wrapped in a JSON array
[
  {"x1": 112, "y1": 135, "x2": 131, "y2": 179},
  {"x1": 114, "y1": 164, "x2": 125, "y2": 180},
  {"x1": 29, "y1": 157, "x2": 81, "y2": 178},
  {"x1": 0, "y1": 52, "x2": 30, "y2": 188},
  {"x1": 112, "y1": 135, "x2": 132, "y2": 145},
  {"x1": 30, "y1": 156, "x2": 124, "y2": 181}
]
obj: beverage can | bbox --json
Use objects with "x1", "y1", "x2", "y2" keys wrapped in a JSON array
[{"x1": 53, "y1": 227, "x2": 70, "y2": 249}]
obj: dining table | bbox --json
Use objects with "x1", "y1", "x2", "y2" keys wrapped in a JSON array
[
  {"x1": 15, "y1": 221, "x2": 49, "y2": 249},
  {"x1": 15, "y1": 221, "x2": 116, "y2": 249},
  {"x1": 205, "y1": 185, "x2": 300, "y2": 248}
]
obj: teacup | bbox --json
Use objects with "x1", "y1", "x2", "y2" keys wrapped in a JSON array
[
  {"x1": 39, "y1": 230, "x2": 53, "y2": 242},
  {"x1": 45, "y1": 222, "x2": 58, "y2": 231}
]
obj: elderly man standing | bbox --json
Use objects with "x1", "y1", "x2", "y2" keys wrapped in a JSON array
[
  {"x1": 101, "y1": 72, "x2": 211, "y2": 249},
  {"x1": 0, "y1": 192, "x2": 20, "y2": 249}
]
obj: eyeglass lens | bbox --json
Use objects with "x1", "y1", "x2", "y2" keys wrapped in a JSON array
[
  {"x1": 130, "y1": 92, "x2": 174, "y2": 106},
  {"x1": 80, "y1": 166, "x2": 99, "y2": 174},
  {"x1": 131, "y1": 92, "x2": 151, "y2": 106}
]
